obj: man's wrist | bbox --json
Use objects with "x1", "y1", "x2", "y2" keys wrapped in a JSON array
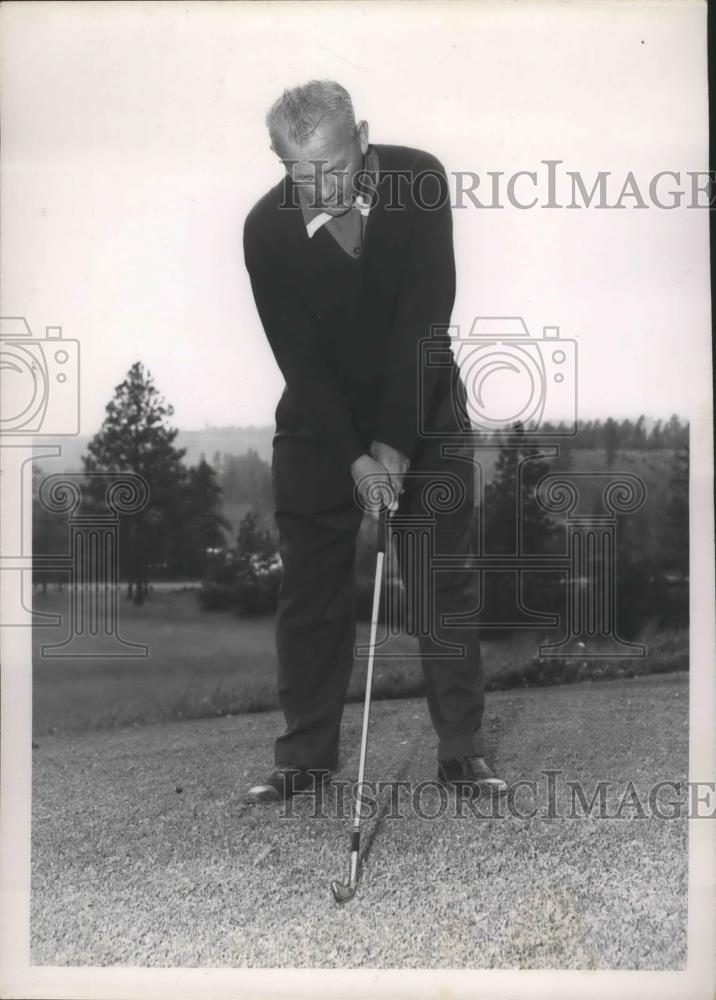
[
  {"x1": 371, "y1": 439, "x2": 410, "y2": 468},
  {"x1": 350, "y1": 453, "x2": 372, "y2": 482}
]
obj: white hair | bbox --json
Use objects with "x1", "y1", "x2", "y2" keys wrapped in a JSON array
[{"x1": 266, "y1": 80, "x2": 357, "y2": 151}]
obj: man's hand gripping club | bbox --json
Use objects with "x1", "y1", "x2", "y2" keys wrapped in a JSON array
[{"x1": 350, "y1": 440, "x2": 410, "y2": 519}]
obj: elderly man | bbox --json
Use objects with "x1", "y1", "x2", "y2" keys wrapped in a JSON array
[{"x1": 242, "y1": 80, "x2": 506, "y2": 803}]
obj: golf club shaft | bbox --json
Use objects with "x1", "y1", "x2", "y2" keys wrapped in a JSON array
[
  {"x1": 355, "y1": 546, "x2": 384, "y2": 801},
  {"x1": 347, "y1": 507, "x2": 390, "y2": 879}
]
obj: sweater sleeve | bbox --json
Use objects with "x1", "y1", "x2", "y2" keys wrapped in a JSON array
[
  {"x1": 373, "y1": 156, "x2": 456, "y2": 460},
  {"x1": 243, "y1": 223, "x2": 366, "y2": 472}
]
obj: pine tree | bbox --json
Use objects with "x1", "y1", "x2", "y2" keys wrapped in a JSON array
[
  {"x1": 236, "y1": 509, "x2": 275, "y2": 561},
  {"x1": 482, "y1": 422, "x2": 554, "y2": 555},
  {"x1": 168, "y1": 459, "x2": 230, "y2": 577},
  {"x1": 663, "y1": 414, "x2": 684, "y2": 449},
  {"x1": 479, "y1": 423, "x2": 556, "y2": 623},
  {"x1": 649, "y1": 419, "x2": 664, "y2": 450},
  {"x1": 83, "y1": 362, "x2": 186, "y2": 604},
  {"x1": 619, "y1": 418, "x2": 634, "y2": 450},
  {"x1": 633, "y1": 414, "x2": 647, "y2": 450},
  {"x1": 661, "y1": 442, "x2": 689, "y2": 577},
  {"x1": 604, "y1": 417, "x2": 619, "y2": 470},
  {"x1": 190, "y1": 459, "x2": 230, "y2": 554}
]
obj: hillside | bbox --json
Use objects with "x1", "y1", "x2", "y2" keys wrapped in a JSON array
[{"x1": 33, "y1": 425, "x2": 276, "y2": 473}]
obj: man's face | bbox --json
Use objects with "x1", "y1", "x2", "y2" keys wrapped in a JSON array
[{"x1": 274, "y1": 119, "x2": 369, "y2": 216}]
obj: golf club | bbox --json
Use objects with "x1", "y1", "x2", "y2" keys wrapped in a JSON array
[{"x1": 331, "y1": 502, "x2": 393, "y2": 904}]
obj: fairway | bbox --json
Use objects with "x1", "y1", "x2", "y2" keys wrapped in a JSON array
[
  {"x1": 31, "y1": 673, "x2": 688, "y2": 968},
  {"x1": 32, "y1": 589, "x2": 544, "y2": 735}
]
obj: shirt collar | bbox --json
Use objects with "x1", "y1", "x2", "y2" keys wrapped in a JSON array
[{"x1": 297, "y1": 146, "x2": 379, "y2": 239}]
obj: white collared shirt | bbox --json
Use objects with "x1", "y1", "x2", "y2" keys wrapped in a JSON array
[
  {"x1": 305, "y1": 192, "x2": 373, "y2": 239},
  {"x1": 296, "y1": 147, "x2": 380, "y2": 258}
]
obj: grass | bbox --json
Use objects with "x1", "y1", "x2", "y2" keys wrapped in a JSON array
[
  {"x1": 30, "y1": 672, "x2": 689, "y2": 968},
  {"x1": 32, "y1": 589, "x2": 688, "y2": 736}
]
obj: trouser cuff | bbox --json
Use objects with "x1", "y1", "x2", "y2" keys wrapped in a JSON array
[
  {"x1": 437, "y1": 730, "x2": 486, "y2": 762},
  {"x1": 274, "y1": 751, "x2": 339, "y2": 772}
]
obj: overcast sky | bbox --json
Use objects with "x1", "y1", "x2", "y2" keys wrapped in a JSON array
[{"x1": 1, "y1": 0, "x2": 710, "y2": 435}]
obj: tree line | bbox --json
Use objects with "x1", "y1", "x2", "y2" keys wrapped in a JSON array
[
  {"x1": 32, "y1": 362, "x2": 689, "y2": 635},
  {"x1": 473, "y1": 422, "x2": 688, "y2": 637},
  {"x1": 483, "y1": 415, "x2": 689, "y2": 452}
]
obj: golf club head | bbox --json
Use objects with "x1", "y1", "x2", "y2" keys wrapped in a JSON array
[{"x1": 330, "y1": 880, "x2": 356, "y2": 904}]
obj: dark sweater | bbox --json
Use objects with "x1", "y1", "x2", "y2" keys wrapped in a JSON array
[{"x1": 243, "y1": 143, "x2": 460, "y2": 471}]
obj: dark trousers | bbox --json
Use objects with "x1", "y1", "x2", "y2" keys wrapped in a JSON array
[{"x1": 270, "y1": 420, "x2": 486, "y2": 770}]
